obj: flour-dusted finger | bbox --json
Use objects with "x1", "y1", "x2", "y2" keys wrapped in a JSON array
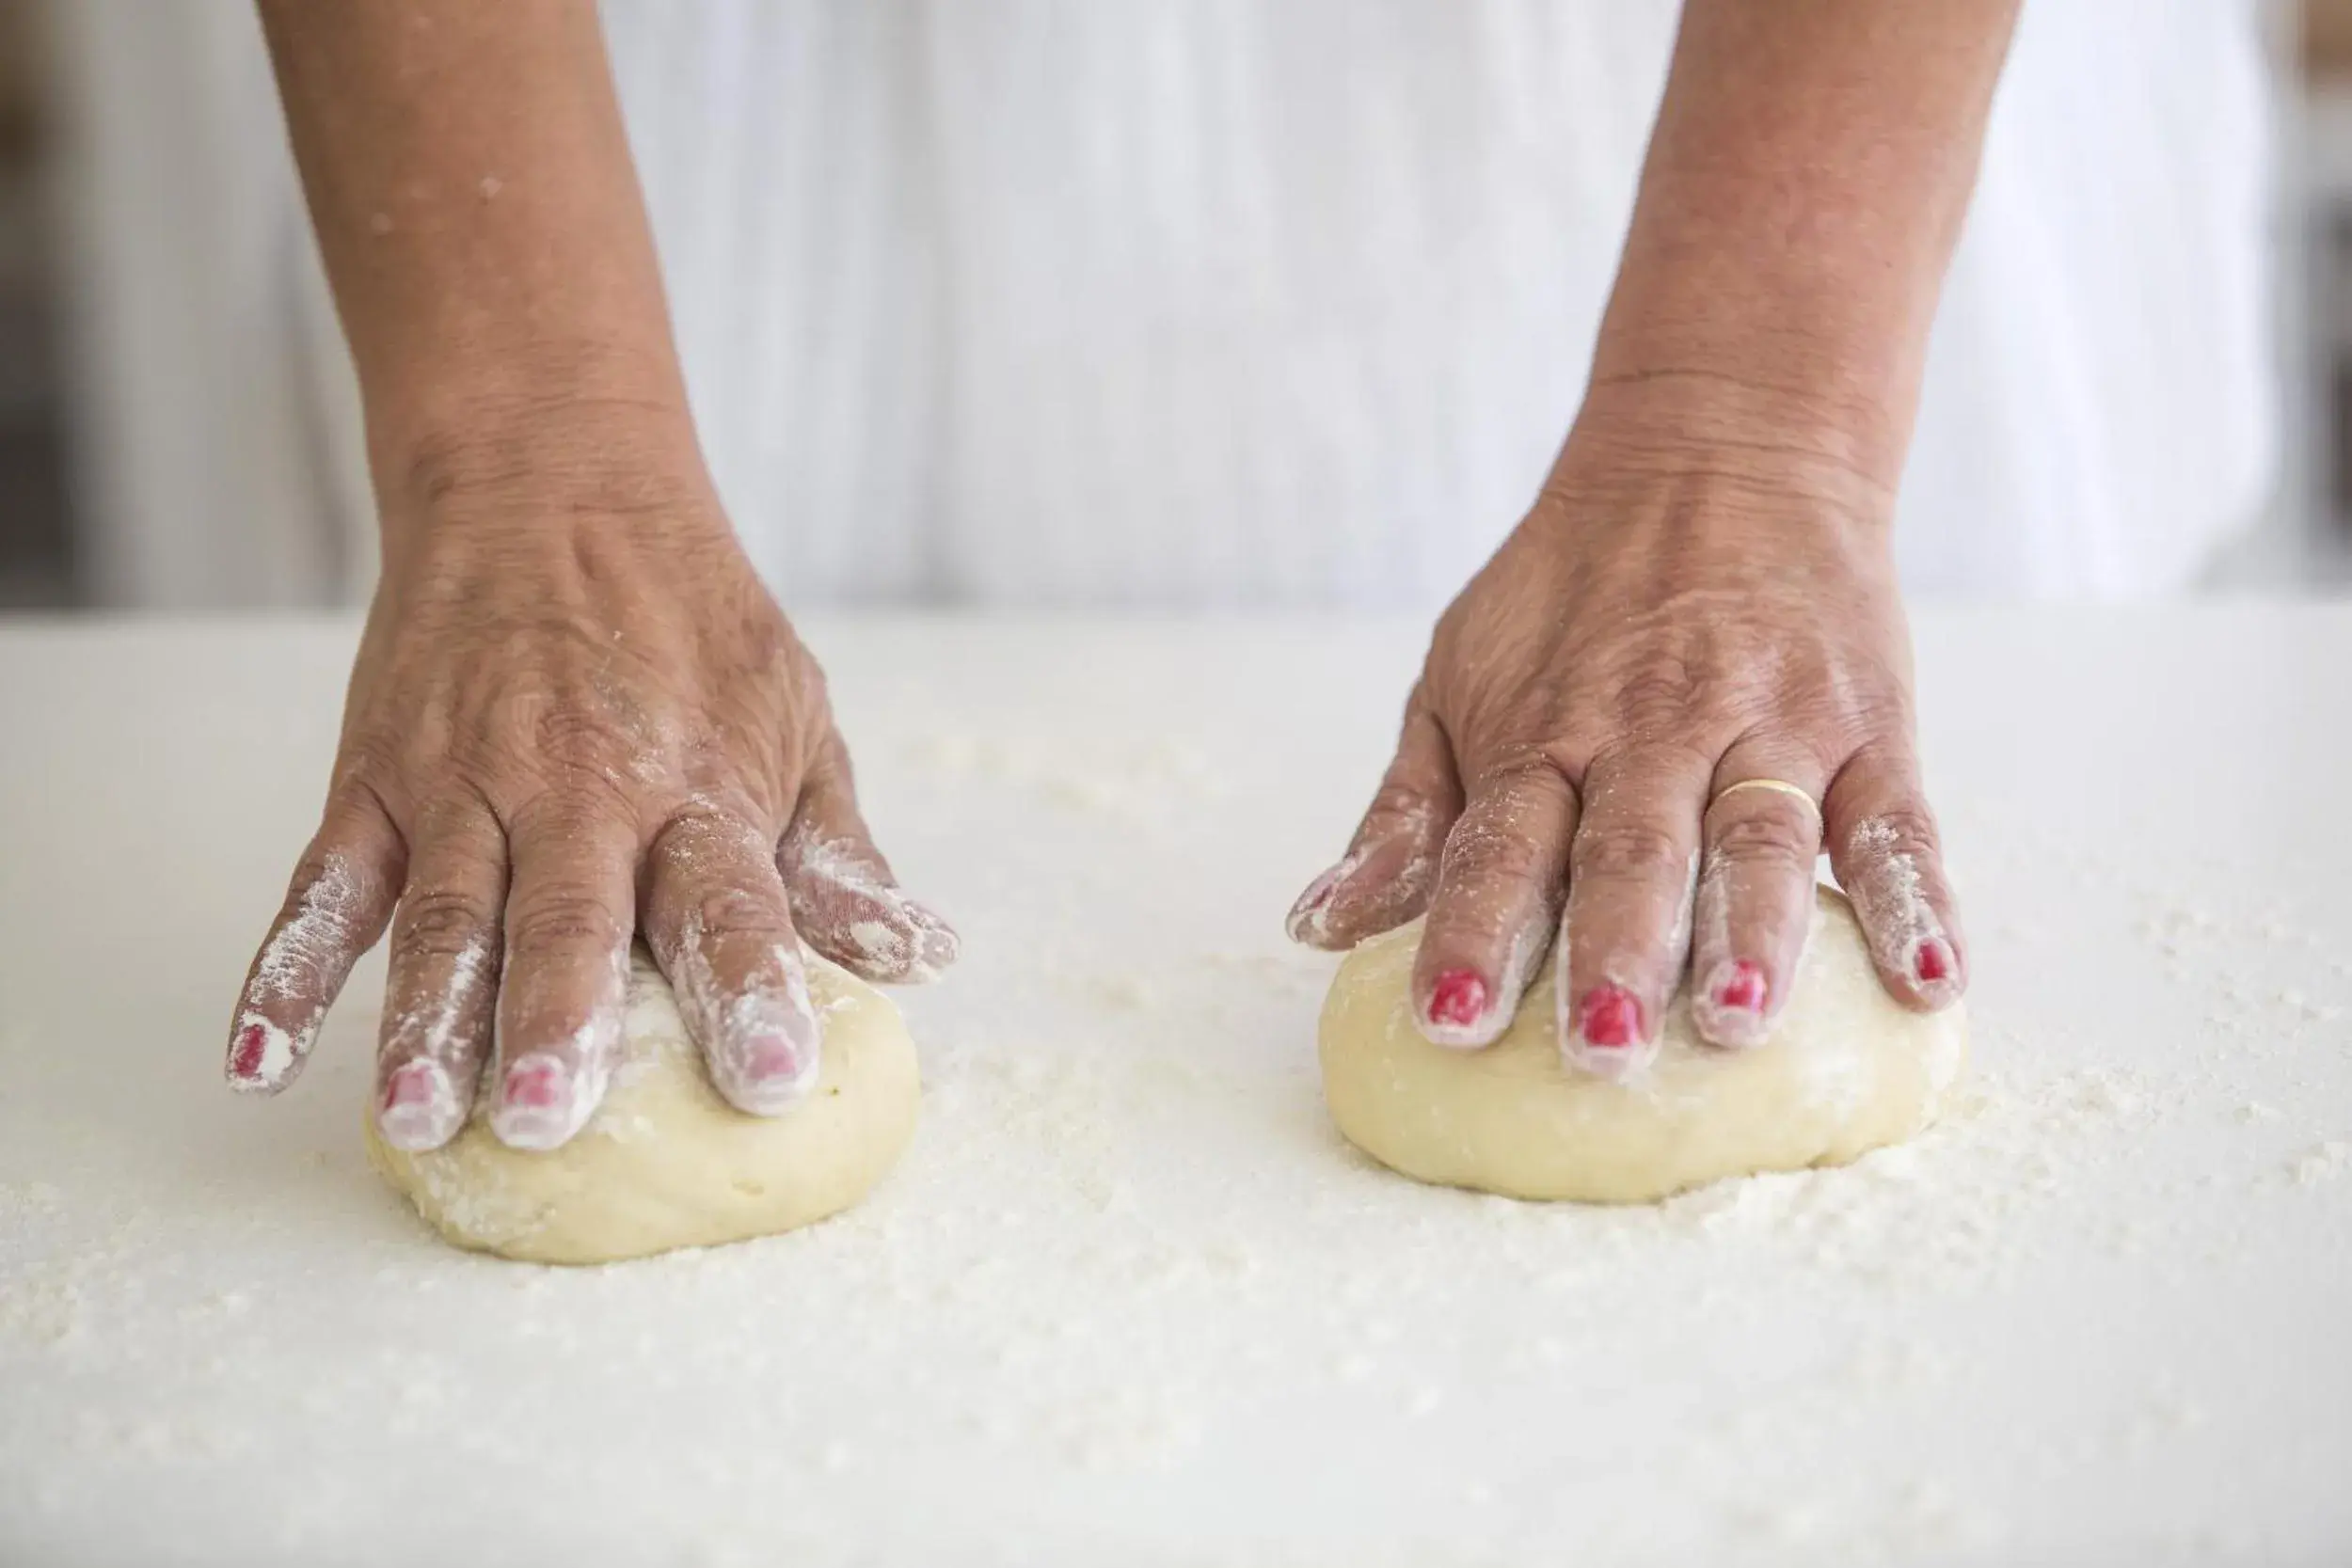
[
  {"x1": 1407, "y1": 759, "x2": 1579, "y2": 1049},
  {"x1": 1554, "y1": 747, "x2": 1709, "y2": 1079},
  {"x1": 1287, "y1": 687, "x2": 1462, "y2": 951},
  {"x1": 648, "y1": 807, "x2": 822, "y2": 1116},
  {"x1": 373, "y1": 803, "x2": 506, "y2": 1150},
  {"x1": 488, "y1": 798, "x2": 639, "y2": 1150},
  {"x1": 225, "y1": 787, "x2": 405, "y2": 1095},
  {"x1": 1824, "y1": 744, "x2": 1965, "y2": 1009},
  {"x1": 779, "y1": 726, "x2": 958, "y2": 984},
  {"x1": 1689, "y1": 751, "x2": 1828, "y2": 1050}
]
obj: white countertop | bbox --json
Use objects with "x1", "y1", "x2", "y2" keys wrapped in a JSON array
[{"x1": 2, "y1": 608, "x2": 2349, "y2": 1566}]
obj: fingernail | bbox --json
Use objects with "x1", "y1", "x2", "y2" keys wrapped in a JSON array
[
  {"x1": 905, "y1": 900, "x2": 961, "y2": 976},
  {"x1": 1426, "y1": 968, "x2": 1488, "y2": 1030},
  {"x1": 1576, "y1": 986, "x2": 1643, "y2": 1050},
  {"x1": 225, "y1": 1017, "x2": 294, "y2": 1093},
  {"x1": 1715, "y1": 960, "x2": 1768, "y2": 1014},
  {"x1": 1913, "y1": 939, "x2": 1954, "y2": 986},
  {"x1": 228, "y1": 1022, "x2": 270, "y2": 1081},
  {"x1": 715, "y1": 948, "x2": 825, "y2": 1116},
  {"x1": 490, "y1": 1053, "x2": 580, "y2": 1151},
  {"x1": 1692, "y1": 961, "x2": 1772, "y2": 1050},
  {"x1": 733, "y1": 1035, "x2": 819, "y2": 1115},
  {"x1": 376, "y1": 1059, "x2": 459, "y2": 1151},
  {"x1": 502, "y1": 1055, "x2": 568, "y2": 1109},
  {"x1": 1285, "y1": 865, "x2": 1343, "y2": 942}
]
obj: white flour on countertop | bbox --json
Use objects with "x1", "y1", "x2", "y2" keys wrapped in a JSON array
[{"x1": 8, "y1": 700, "x2": 2352, "y2": 1567}]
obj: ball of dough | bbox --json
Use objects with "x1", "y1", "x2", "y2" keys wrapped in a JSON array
[
  {"x1": 367, "y1": 946, "x2": 919, "y2": 1264},
  {"x1": 1318, "y1": 886, "x2": 1965, "y2": 1204}
]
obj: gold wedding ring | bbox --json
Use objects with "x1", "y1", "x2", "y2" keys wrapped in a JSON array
[{"x1": 1709, "y1": 777, "x2": 1822, "y2": 825}]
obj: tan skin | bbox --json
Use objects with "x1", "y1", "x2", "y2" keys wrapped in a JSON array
[
  {"x1": 1290, "y1": 1, "x2": 2010, "y2": 1066},
  {"x1": 228, "y1": 0, "x2": 2011, "y2": 1149}
]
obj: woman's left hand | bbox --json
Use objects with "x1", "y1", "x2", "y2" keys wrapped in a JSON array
[{"x1": 1286, "y1": 379, "x2": 1965, "y2": 1073}]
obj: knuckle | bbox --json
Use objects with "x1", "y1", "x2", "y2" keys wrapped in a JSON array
[
  {"x1": 1573, "y1": 818, "x2": 1688, "y2": 884},
  {"x1": 815, "y1": 726, "x2": 859, "y2": 790},
  {"x1": 1613, "y1": 657, "x2": 1706, "y2": 736},
  {"x1": 394, "y1": 887, "x2": 495, "y2": 962},
  {"x1": 533, "y1": 705, "x2": 639, "y2": 771},
  {"x1": 658, "y1": 802, "x2": 762, "y2": 859},
  {"x1": 509, "y1": 775, "x2": 639, "y2": 845},
  {"x1": 1846, "y1": 801, "x2": 1943, "y2": 863},
  {"x1": 280, "y1": 839, "x2": 373, "y2": 921},
  {"x1": 1362, "y1": 779, "x2": 1441, "y2": 840},
  {"x1": 1441, "y1": 812, "x2": 1548, "y2": 889},
  {"x1": 504, "y1": 888, "x2": 628, "y2": 958},
  {"x1": 284, "y1": 844, "x2": 342, "y2": 900},
  {"x1": 1710, "y1": 809, "x2": 1818, "y2": 870},
  {"x1": 334, "y1": 735, "x2": 404, "y2": 796},
  {"x1": 691, "y1": 885, "x2": 790, "y2": 942}
]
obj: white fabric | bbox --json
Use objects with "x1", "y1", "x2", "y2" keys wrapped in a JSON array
[{"x1": 52, "y1": 1, "x2": 2277, "y2": 609}]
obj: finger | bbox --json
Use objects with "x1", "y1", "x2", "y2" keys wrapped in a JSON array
[
  {"x1": 779, "y1": 727, "x2": 958, "y2": 984},
  {"x1": 646, "y1": 807, "x2": 824, "y2": 1116},
  {"x1": 373, "y1": 802, "x2": 507, "y2": 1151},
  {"x1": 1554, "y1": 747, "x2": 1709, "y2": 1079},
  {"x1": 1688, "y1": 755, "x2": 1827, "y2": 1051},
  {"x1": 1824, "y1": 744, "x2": 1966, "y2": 1009},
  {"x1": 1287, "y1": 688, "x2": 1462, "y2": 951},
  {"x1": 225, "y1": 787, "x2": 405, "y2": 1095},
  {"x1": 1407, "y1": 759, "x2": 1579, "y2": 1049},
  {"x1": 489, "y1": 797, "x2": 639, "y2": 1150}
]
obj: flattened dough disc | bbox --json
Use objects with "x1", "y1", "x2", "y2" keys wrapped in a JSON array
[
  {"x1": 1317, "y1": 886, "x2": 1965, "y2": 1203},
  {"x1": 368, "y1": 946, "x2": 919, "y2": 1264}
]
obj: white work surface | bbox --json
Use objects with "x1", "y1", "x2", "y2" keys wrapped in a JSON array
[{"x1": 3, "y1": 610, "x2": 2349, "y2": 1566}]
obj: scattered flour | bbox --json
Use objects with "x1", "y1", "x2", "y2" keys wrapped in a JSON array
[{"x1": 8, "y1": 730, "x2": 2352, "y2": 1565}]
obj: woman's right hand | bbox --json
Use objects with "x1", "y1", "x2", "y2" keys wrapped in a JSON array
[{"x1": 221, "y1": 412, "x2": 955, "y2": 1152}]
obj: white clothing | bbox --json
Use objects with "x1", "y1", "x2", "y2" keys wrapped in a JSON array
[{"x1": 50, "y1": 1, "x2": 2277, "y2": 609}]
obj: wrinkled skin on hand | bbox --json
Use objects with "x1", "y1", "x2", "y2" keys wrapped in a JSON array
[
  {"x1": 224, "y1": 436, "x2": 955, "y2": 1151},
  {"x1": 1290, "y1": 387, "x2": 1964, "y2": 1075}
]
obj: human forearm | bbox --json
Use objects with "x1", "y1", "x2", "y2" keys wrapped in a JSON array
[
  {"x1": 257, "y1": 0, "x2": 692, "y2": 516},
  {"x1": 1584, "y1": 0, "x2": 2020, "y2": 491}
]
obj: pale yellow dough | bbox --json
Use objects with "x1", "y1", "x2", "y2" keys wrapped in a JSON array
[
  {"x1": 367, "y1": 946, "x2": 919, "y2": 1264},
  {"x1": 1318, "y1": 886, "x2": 1965, "y2": 1203}
]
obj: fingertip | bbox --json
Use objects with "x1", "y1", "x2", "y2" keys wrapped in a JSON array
[
  {"x1": 904, "y1": 902, "x2": 961, "y2": 979},
  {"x1": 704, "y1": 945, "x2": 824, "y2": 1115},
  {"x1": 1289, "y1": 838, "x2": 1439, "y2": 953},
  {"x1": 1298, "y1": 691, "x2": 1461, "y2": 951},
  {"x1": 1284, "y1": 864, "x2": 1344, "y2": 946},
  {"x1": 711, "y1": 1036, "x2": 822, "y2": 1116},
  {"x1": 819, "y1": 896, "x2": 959, "y2": 984},
  {"x1": 488, "y1": 1052, "x2": 598, "y2": 1151},
  {"x1": 1689, "y1": 958, "x2": 1776, "y2": 1051},
  {"x1": 1414, "y1": 964, "x2": 1504, "y2": 1050},
  {"x1": 1823, "y1": 766, "x2": 1965, "y2": 1015},
  {"x1": 225, "y1": 1017, "x2": 300, "y2": 1095},
  {"x1": 1558, "y1": 981, "x2": 1658, "y2": 1080},
  {"x1": 374, "y1": 1057, "x2": 465, "y2": 1151},
  {"x1": 227, "y1": 836, "x2": 401, "y2": 1098},
  {"x1": 1899, "y1": 936, "x2": 1967, "y2": 1011}
]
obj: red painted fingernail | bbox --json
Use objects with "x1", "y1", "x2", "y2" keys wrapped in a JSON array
[
  {"x1": 381, "y1": 1060, "x2": 439, "y2": 1112},
  {"x1": 746, "y1": 1041, "x2": 810, "y2": 1085},
  {"x1": 1427, "y1": 969, "x2": 1488, "y2": 1028},
  {"x1": 502, "y1": 1056, "x2": 569, "y2": 1110},
  {"x1": 229, "y1": 1023, "x2": 269, "y2": 1080},
  {"x1": 1716, "y1": 960, "x2": 1768, "y2": 1014},
  {"x1": 1577, "y1": 986, "x2": 1642, "y2": 1049},
  {"x1": 1914, "y1": 940, "x2": 1953, "y2": 985},
  {"x1": 1286, "y1": 866, "x2": 1343, "y2": 942}
]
